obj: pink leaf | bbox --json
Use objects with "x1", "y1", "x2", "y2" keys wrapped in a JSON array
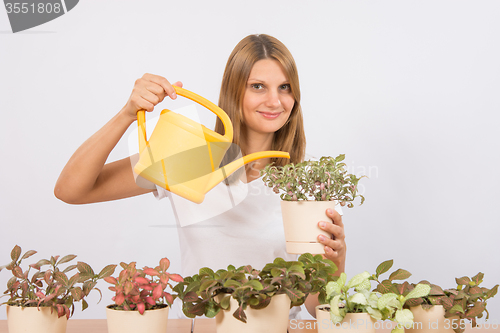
[
  {"x1": 134, "y1": 277, "x2": 150, "y2": 285},
  {"x1": 160, "y1": 274, "x2": 169, "y2": 285},
  {"x1": 115, "y1": 293, "x2": 125, "y2": 306},
  {"x1": 169, "y1": 274, "x2": 183, "y2": 283},
  {"x1": 137, "y1": 302, "x2": 145, "y2": 315},
  {"x1": 152, "y1": 284, "x2": 163, "y2": 300},
  {"x1": 145, "y1": 296, "x2": 155, "y2": 306},
  {"x1": 104, "y1": 276, "x2": 117, "y2": 285},
  {"x1": 159, "y1": 258, "x2": 170, "y2": 272},
  {"x1": 164, "y1": 292, "x2": 174, "y2": 305},
  {"x1": 143, "y1": 268, "x2": 159, "y2": 276}
]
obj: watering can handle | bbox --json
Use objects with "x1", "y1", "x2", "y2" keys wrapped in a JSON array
[{"x1": 136, "y1": 86, "x2": 234, "y2": 149}]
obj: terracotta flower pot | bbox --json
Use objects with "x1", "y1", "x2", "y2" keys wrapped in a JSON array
[
  {"x1": 106, "y1": 304, "x2": 169, "y2": 333},
  {"x1": 405, "y1": 305, "x2": 461, "y2": 333},
  {"x1": 316, "y1": 305, "x2": 377, "y2": 333},
  {"x1": 6, "y1": 305, "x2": 68, "y2": 333},
  {"x1": 215, "y1": 294, "x2": 291, "y2": 333},
  {"x1": 281, "y1": 201, "x2": 339, "y2": 254}
]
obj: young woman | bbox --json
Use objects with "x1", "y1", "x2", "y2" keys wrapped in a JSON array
[{"x1": 54, "y1": 34, "x2": 346, "y2": 317}]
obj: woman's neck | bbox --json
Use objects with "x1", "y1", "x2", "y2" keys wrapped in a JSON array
[{"x1": 241, "y1": 130, "x2": 274, "y2": 183}]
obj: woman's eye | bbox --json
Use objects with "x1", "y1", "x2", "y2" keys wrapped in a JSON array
[
  {"x1": 251, "y1": 83, "x2": 264, "y2": 90},
  {"x1": 280, "y1": 84, "x2": 291, "y2": 91}
]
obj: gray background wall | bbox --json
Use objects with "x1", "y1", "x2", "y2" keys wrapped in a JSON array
[{"x1": 1, "y1": 0, "x2": 499, "y2": 321}]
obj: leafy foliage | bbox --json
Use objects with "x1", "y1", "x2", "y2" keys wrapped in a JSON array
[
  {"x1": 324, "y1": 262, "x2": 430, "y2": 333},
  {"x1": 261, "y1": 154, "x2": 365, "y2": 205},
  {"x1": 104, "y1": 258, "x2": 183, "y2": 315},
  {"x1": 0, "y1": 245, "x2": 116, "y2": 319},
  {"x1": 174, "y1": 253, "x2": 337, "y2": 323},
  {"x1": 372, "y1": 260, "x2": 498, "y2": 333}
]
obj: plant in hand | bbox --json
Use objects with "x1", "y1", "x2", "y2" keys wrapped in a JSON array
[
  {"x1": 0, "y1": 245, "x2": 116, "y2": 318},
  {"x1": 104, "y1": 258, "x2": 183, "y2": 315},
  {"x1": 261, "y1": 154, "x2": 365, "y2": 206},
  {"x1": 174, "y1": 253, "x2": 337, "y2": 323}
]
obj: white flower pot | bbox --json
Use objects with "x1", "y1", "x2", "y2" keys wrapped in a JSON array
[
  {"x1": 106, "y1": 304, "x2": 169, "y2": 333},
  {"x1": 316, "y1": 306, "x2": 376, "y2": 333},
  {"x1": 6, "y1": 305, "x2": 68, "y2": 333},
  {"x1": 215, "y1": 294, "x2": 290, "y2": 333},
  {"x1": 405, "y1": 305, "x2": 461, "y2": 333},
  {"x1": 281, "y1": 201, "x2": 338, "y2": 254}
]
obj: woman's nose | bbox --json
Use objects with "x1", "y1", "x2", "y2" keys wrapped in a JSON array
[{"x1": 265, "y1": 90, "x2": 282, "y2": 108}]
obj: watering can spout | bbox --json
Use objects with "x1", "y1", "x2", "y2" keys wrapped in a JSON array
[{"x1": 204, "y1": 151, "x2": 291, "y2": 193}]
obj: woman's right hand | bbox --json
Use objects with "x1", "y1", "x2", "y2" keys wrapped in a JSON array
[{"x1": 121, "y1": 73, "x2": 183, "y2": 120}]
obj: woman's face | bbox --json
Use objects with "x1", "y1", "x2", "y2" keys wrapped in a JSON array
[{"x1": 242, "y1": 59, "x2": 295, "y2": 137}]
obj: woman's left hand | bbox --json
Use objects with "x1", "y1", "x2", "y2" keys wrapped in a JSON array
[{"x1": 317, "y1": 208, "x2": 346, "y2": 273}]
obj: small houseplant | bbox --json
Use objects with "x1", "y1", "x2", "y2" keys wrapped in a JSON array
[
  {"x1": 174, "y1": 253, "x2": 338, "y2": 333},
  {"x1": 0, "y1": 245, "x2": 116, "y2": 333},
  {"x1": 104, "y1": 258, "x2": 183, "y2": 333},
  {"x1": 261, "y1": 154, "x2": 365, "y2": 254},
  {"x1": 317, "y1": 260, "x2": 430, "y2": 333},
  {"x1": 372, "y1": 260, "x2": 499, "y2": 333}
]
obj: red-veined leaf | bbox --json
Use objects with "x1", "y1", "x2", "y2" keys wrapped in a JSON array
[
  {"x1": 98, "y1": 264, "x2": 117, "y2": 279},
  {"x1": 376, "y1": 259, "x2": 393, "y2": 277},
  {"x1": 57, "y1": 255, "x2": 77, "y2": 265},
  {"x1": 71, "y1": 287, "x2": 84, "y2": 301},
  {"x1": 11, "y1": 245, "x2": 21, "y2": 262},
  {"x1": 389, "y1": 269, "x2": 411, "y2": 281},
  {"x1": 21, "y1": 250, "x2": 37, "y2": 260},
  {"x1": 77, "y1": 261, "x2": 94, "y2": 276},
  {"x1": 12, "y1": 266, "x2": 24, "y2": 279}
]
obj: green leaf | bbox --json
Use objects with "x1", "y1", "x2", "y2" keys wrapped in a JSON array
[
  {"x1": 244, "y1": 280, "x2": 263, "y2": 291},
  {"x1": 97, "y1": 264, "x2": 116, "y2": 279},
  {"x1": 405, "y1": 284, "x2": 431, "y2": 300},
  {"x1": 389, "y1": 269, "x2": 411, "y2": 281},
  {"x1": 449, "y1": 304, "x2": 465, "y2": 314},
  {"x1": 376, "y1": 260, "x2": 393, "y2": 277},
  {"x1": 199, "y1": 267, "x2": 214, "y2": 277},
  {"x1": 350, "y1": 292, "x2": 368, "y2": 305},
  {"x1": 347, "y1": 271, "x2": 371, "y2": 289},
  {"x1": 366, "y1": 307, "x2": 383, "y2": 321},
  {"x1": 62, "y1": 265, "x2": 77, "y2": 274},
  {"x1": 395, "y1": 308, "x2": 414, "y2": 326},
  {"x1": 220, "y1": 295, "x2": 231, "y2": 309},
  {"x1": 378, "y1": 293, "x2": 399, "y2": 310},
  {"x1": 82, "y1": 299, "x2": 88, "y2": 311}
]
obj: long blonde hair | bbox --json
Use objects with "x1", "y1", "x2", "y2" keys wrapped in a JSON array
[{"x1": 214, "y1": 34, "x2": 306, "y2": 168}]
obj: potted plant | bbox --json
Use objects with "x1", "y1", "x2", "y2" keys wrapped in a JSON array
[
  {"x1": 317, "y1": 260, "x2": 430, "y2": 333},
  {"x1": 174, "y1": 253, "x2": 338, "y2": 333},
  {"x1": 261, "y1": 154, "x2": 365, "y2": 254},
  {"x1": 104, "y1": 258, "x2": 183, "y2": 333},
  {"x1": 372, "y1": 260, "x2": 499, "y2": 333},
  {"x1": 0, "y1": 245, "x2": 116, "y2": 333}
]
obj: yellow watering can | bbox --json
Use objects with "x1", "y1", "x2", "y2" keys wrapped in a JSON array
[{"x1": 133, "y1": 86, "x2": 290, "y2": 204}]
